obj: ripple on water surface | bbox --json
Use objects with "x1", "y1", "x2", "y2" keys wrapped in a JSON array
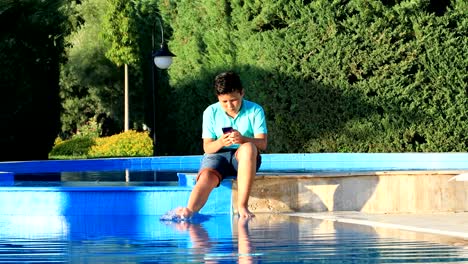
[{"x1": 0, "y1": 214, "x2": 467, "y2": 263}]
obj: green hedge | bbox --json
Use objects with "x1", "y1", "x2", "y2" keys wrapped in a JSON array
[
  {"x1": 88, "y1": 130, "x2": 153, "y2": 158},
  {"x1": 157, "y1": 0, "x2": 468, "y2": 153},
  {"x1": 49, "y1": 136, "x2": 95, "y2": 158},
  {"x1": 49, "y1": 130, "x2": 153, "y2": 159}
]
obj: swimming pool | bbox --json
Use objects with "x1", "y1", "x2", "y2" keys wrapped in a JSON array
[
  {"x1": 0, "y1": 213, "x2": 467, "y2": 263},
  {"x1": 1, "y1": 153, "x2": 467, "y2": 216},
  {"x1": 0, "y1": 153, "x2": 467, "y2": 262}
]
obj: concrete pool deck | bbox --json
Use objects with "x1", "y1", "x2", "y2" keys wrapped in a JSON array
[
  {"x1": 290, "y1": 211, "x2": 468, "y2": 240},
  {"x1": 237, "y1": 170, "x2": 468, "y2": 214}
]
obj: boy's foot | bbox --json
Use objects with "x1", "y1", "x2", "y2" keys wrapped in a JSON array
[
  {"x1": 175, "y1": 207, "x2": 194, "y2": 219},
  {"x1": 238, "y1": 207, "x2": 255, "y2": 218}
]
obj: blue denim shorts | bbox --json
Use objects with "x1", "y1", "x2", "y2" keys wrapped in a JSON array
[{"x1": 198, "y1": 149, "x2": 262, "y2": 185}]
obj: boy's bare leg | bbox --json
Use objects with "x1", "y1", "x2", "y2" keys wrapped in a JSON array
[
  {"x1": 236, "y1": 142, "x2": 257, "y2": 218},
  {"x1": 176, "y1": 171, "x2": 219, "y2": 218}
]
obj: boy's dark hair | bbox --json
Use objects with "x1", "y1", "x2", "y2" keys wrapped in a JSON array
[{"x1": 214, "y1": 71, "x2": 243, "y2": 95}]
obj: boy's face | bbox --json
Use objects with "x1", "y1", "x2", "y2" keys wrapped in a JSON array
[{"x1": 218, "y1": 90, "x2": 244, "y2": 117}]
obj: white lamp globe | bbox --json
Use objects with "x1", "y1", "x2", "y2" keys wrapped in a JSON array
[
  {"x1": 153, "y1": 56, "x2": 173, "y2": 69},
  {"x1": 153, "y1": 43, "x2": 175, "y2": 69}
]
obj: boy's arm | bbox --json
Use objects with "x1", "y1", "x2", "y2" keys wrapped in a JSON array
[
  {"x1": 239, "y1": 133, "x2": 268, "y2": 151},
  {"x1": 202, "y1": 132, "x2": 268, "y2": 153},
  {"x1": 224, "y1": 131, "x2": 268, "y2": 151},
  {"x1": 202, "y1": 134, "x2": 230, "y2": 154}
]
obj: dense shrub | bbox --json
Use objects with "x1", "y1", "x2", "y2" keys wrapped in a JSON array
[
  {"x1": 49, "y1": 136, "x2": 95, "y2": 158},
  {"x1": 49, "y1": 130, "x2": 153, "y2": 158},
  {"x1": 88, "y1": 130, "x2": 153, "y2": 158}
]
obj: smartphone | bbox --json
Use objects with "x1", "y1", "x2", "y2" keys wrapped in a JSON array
[{"x1": 222, "y1": 126, "x2": 233, "y2": 134}]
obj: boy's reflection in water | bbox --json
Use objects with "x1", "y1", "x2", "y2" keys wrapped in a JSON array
[
  {"x1": 172, "y1": 217, "x2": 255, "y2": 264},
  {"x1": 237, "y1": 217, "x2": 254, "y2": 264}
]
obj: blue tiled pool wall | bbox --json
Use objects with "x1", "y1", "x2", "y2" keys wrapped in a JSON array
[
  {"x1": 0, "y1": 172, "x2": 13, "y2": 182},
  {"x1": 0, "y1": 180, "x2": 232, "y2": 215},
  {"x1": 1, "y1": 153, "x2": 467, "y2": 216},
  {"x1": 1, "y1": 153, "x2": 468, "y2": 174}
]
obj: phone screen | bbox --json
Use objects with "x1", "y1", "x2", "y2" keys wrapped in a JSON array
[{"x1": 222, "y1": 127, "x2": 233, "y2": 134}]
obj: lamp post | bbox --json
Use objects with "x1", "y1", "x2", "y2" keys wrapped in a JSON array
[{"x1": 151, "y1": 15, "x2": 175, "y2": 156}]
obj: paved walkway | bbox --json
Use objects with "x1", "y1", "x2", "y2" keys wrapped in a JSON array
[{"x1": 290, "y1": 211, "x2": 468, "y2": 240}]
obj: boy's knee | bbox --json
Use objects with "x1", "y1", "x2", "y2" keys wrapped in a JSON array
[
  {"x1": 197, "y1": 169, "x2": 222, "y2": 187},
  {"x1": 237, "y1": 142, "x2": 258, "y2": 157}
]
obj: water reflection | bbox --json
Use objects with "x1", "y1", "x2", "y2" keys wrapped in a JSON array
[
  {"x1": 238, "y1": 217, "x2": 254, "y2": 264},
  {"x1": 0, "y1": 214, "x2": 467, "y2": 263},
  {"x1": 168, "y1": 216, "x2": 256, "y2": 263}
]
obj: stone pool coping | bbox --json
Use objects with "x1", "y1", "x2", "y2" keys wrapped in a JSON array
[
  {"x1": 256, "y1": 170, "x2": 468, "y2": 178},
  {"x1": 290, "y1": 211, "x2": 468, "y2": 240},
  {"x1": 1, "y1": 153, "x2": 468, "y2": 174}
]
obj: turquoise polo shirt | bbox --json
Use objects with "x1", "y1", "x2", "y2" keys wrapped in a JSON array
[{"x1": 202, "y1": 99, "x2": 268, "y2": 149}]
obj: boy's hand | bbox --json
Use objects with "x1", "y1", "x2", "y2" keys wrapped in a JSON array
[
  {"x1": 220, "y1": 132, "x2": 234, "y2": 146},
  {"x1": 228, "y1": 130, "x2": 243, "y2": 144}
]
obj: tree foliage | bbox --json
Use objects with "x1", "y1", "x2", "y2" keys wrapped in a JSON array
[
  {"x1": 102, "y1": 0, "x2": 140, "y2": 67},
  {"x1": 0, "y1": 0, "x2": 71, "y2": 161},
  {"x1": 2, "y1": 0, "x2": 466, "y2": 160},
  {"x1": 158, "y1": 0, "x2": 468, "y2": 154},
  {"x1": 59, "y1": 0, "x2": 166, "y2": 139},
  {"x1": 59, "y1": 0, "x2": 122, "y2": 138}
]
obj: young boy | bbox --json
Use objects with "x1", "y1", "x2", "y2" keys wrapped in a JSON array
[{"x1": 176, "y1": 71, "x2": 268, "y2": 218}]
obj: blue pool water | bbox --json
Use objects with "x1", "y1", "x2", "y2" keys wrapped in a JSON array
[{"x1": 0, "y1": 214, "x2": 467, "y2": 263}]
